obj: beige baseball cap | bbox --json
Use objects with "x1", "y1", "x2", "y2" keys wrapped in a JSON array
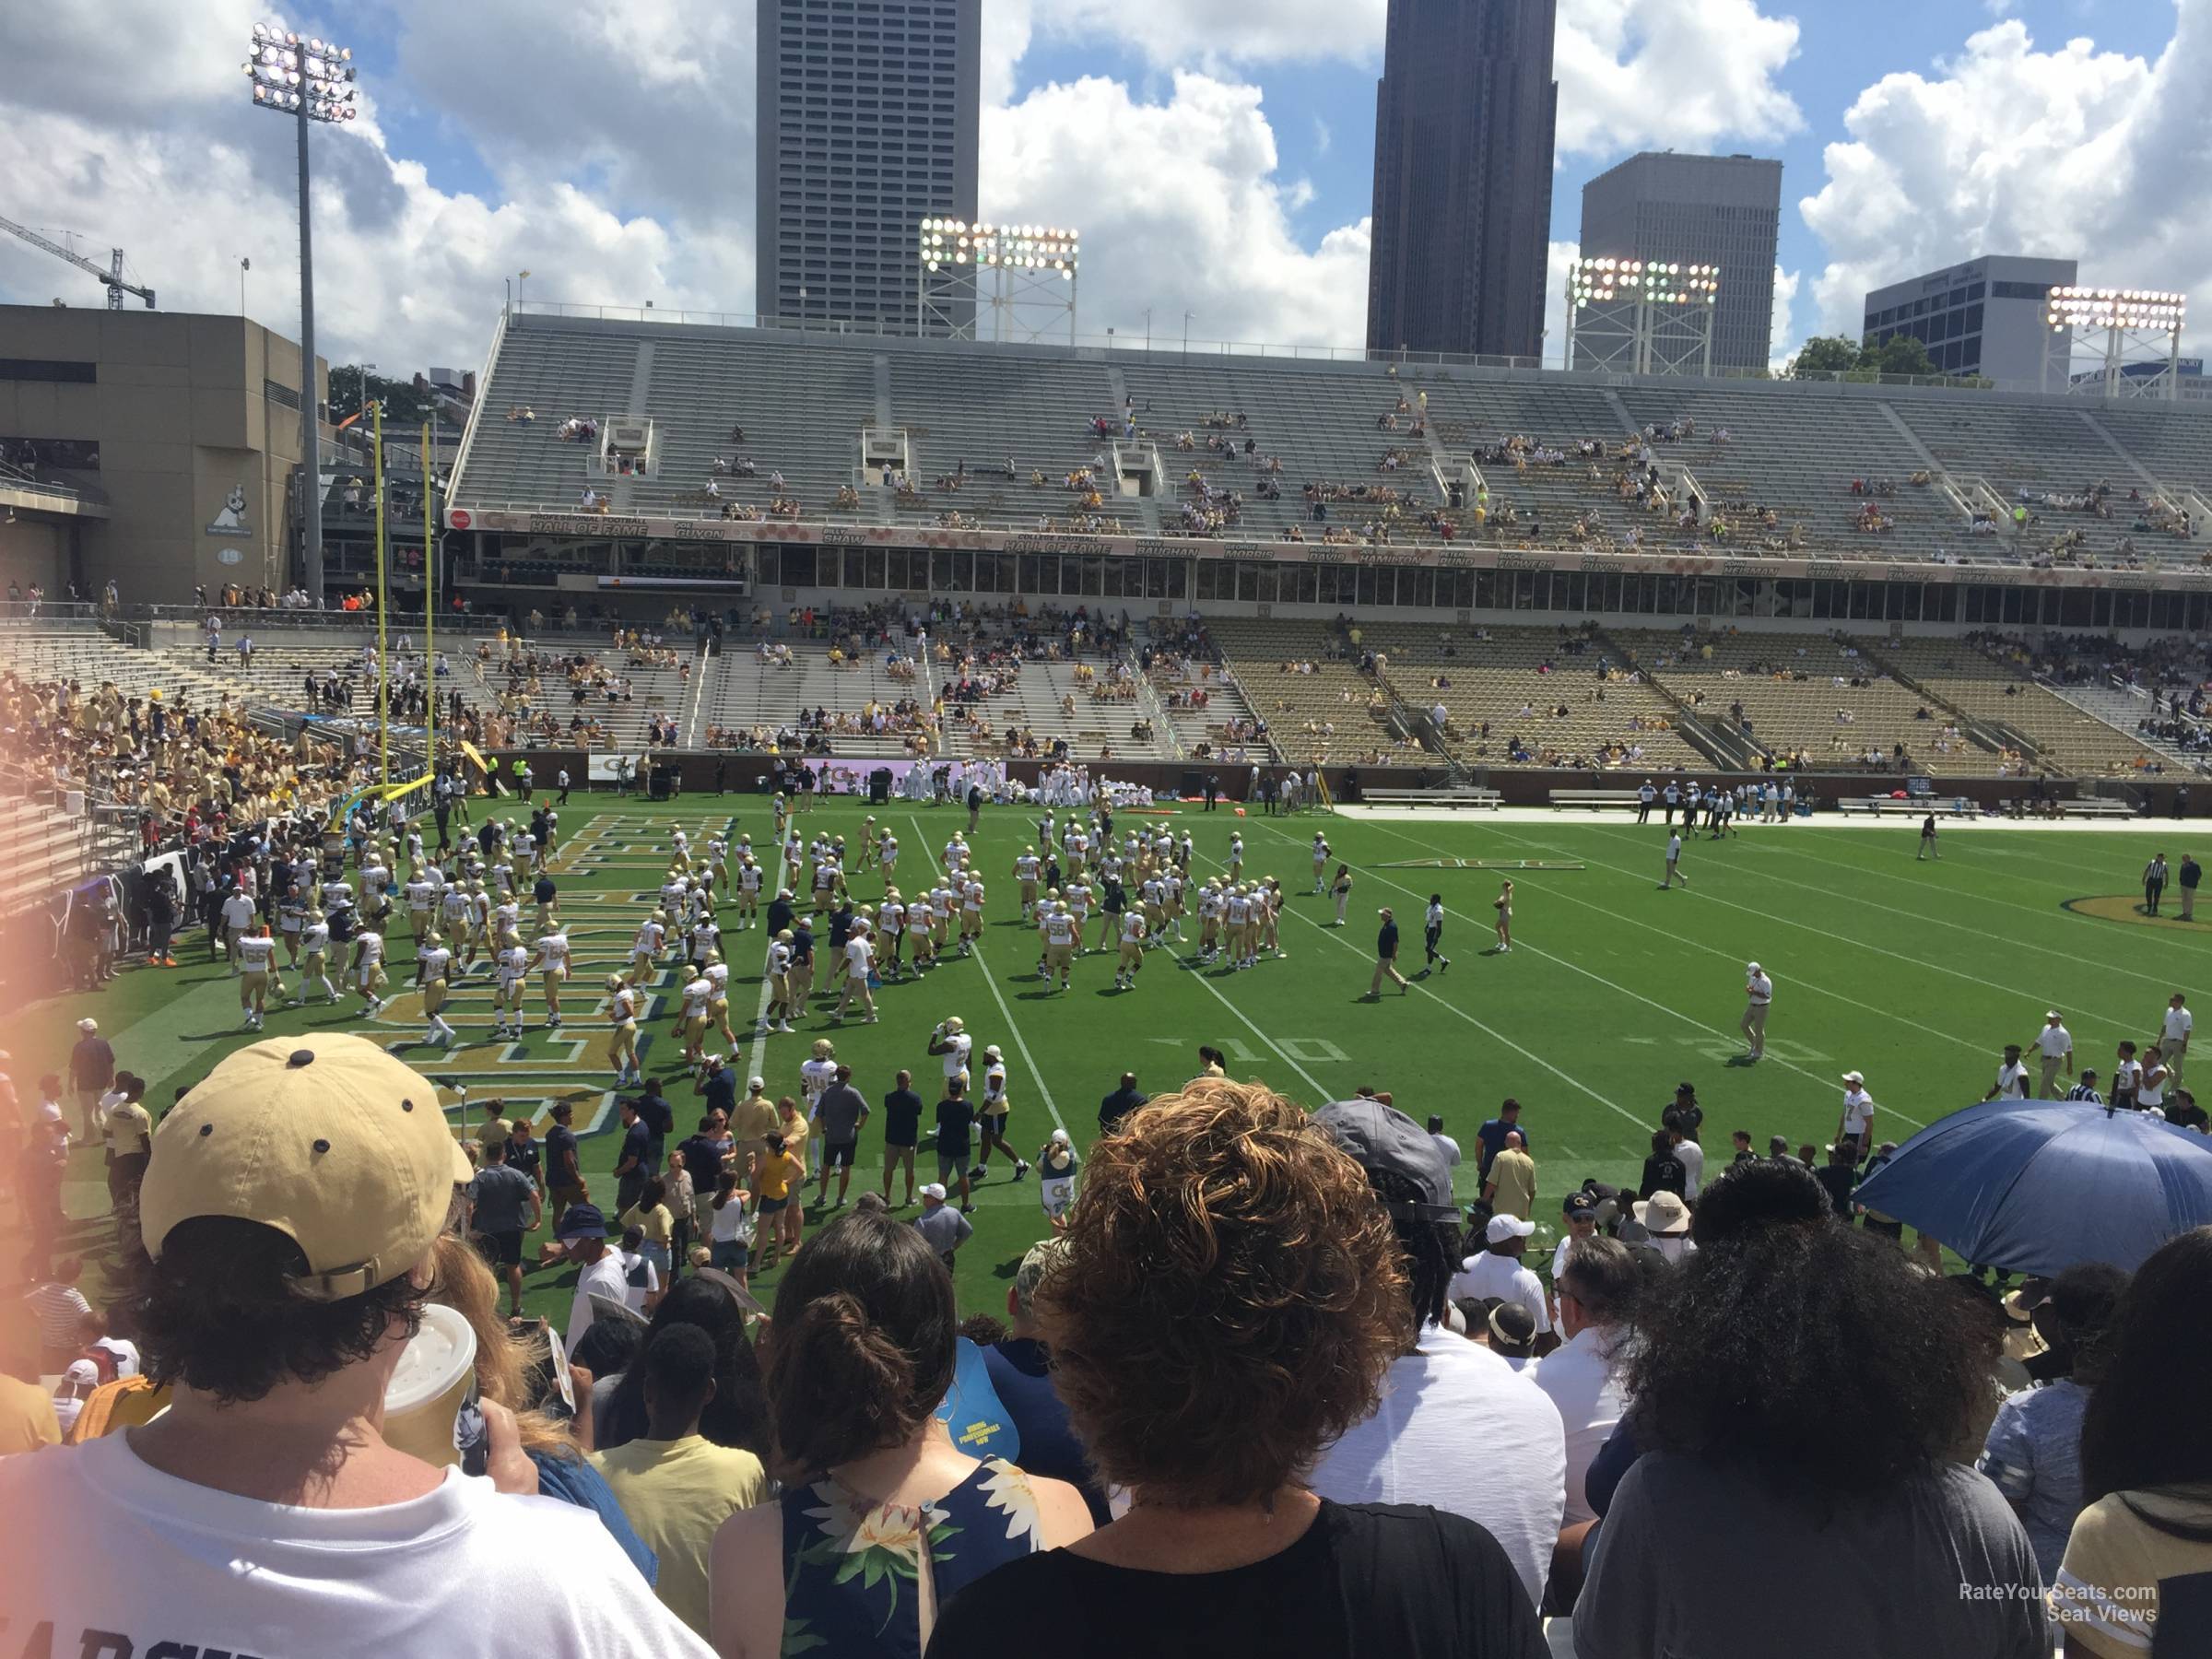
[{"x1": 140, "y1": 1034, "x2": 472, "y2": 1300}]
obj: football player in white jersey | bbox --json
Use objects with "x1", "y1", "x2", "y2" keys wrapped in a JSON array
[
  {"x1": 877, "y1": 888, "x2": 909, "y2": 980},
  {"x1": 928, "y1": 883, "x2": 955, "y2": 953},
  {"x1": 1039, "y1": 900, "x2": 1077, "y2": 992},
  {"x1": 959, "y1": 877, "x2": 985, "y2": 954},
  {"x1": 1228, "y1": 832, "x2": 1245, "y2": 882},
  {"x1": 404, "y1": 872, "x2": 437, "y2": 939},
  {"x1": 970, "y1": 1045, "x2": 1029, "y2": 1182},
  {"x1": 1197, "y1": 878, "x2": 1224, "y2": 962},
  {"x1": 1312, "y1": 832, "x2": 1332, "y2": 894},
  {"x1": 801, "y1": 1038, "x2": 839, "y2": 1171},
  {"x1": 735, "y1": 853, "x2": 764, "y2": 928},
  {"x1": 832, "y1": 918, "x2": 877, "y2": 1024},
  {"x1": 607, "y1": 974, "x2": 642, "y2": 1086},
  {"x1": 678, "y1": 970, "x2": 714, "y2": 1067},
  {"x1": 236, "y1": 923, "x2": 279, "y2": 1030},
  {"x1": 1013, "y1": 846, "x2": 1041, "y2": 920},
  {"x1": 1114, "y1": 908, "x2": 1148, "y2": 991},
  {"x1": 632, "y1": 911, "x2": 667, "y2": 982},
  {"x1": 491, "y1": 931, "x2": 530, "y2": 1040},
  {"x1": 416, "y1": 930, "x2": 460, "y2": 1048},
  {"x1": 763, "y1": 930, "x2": 796, "y2": 1034},
  {"x1": 291, "y1": 908, "x2": 338, "y2": 1005},
  {"x1": 533, "y1": 924, "x2": 571, "y2": 1028},
  {"x1": 905, "y1": 888, "x2": 936, "y2": 971},
  {"x1": 878, "y1": 831, "x2": 900, "y2": 883},
  {"x1": 348, "y1": 922, "x2": 388, "y2": 1016},
  {"x1": 704, "y1": 950, "x2": 735, "y2": 1049}
]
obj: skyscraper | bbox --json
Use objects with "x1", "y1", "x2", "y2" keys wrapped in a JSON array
[
  {"x1": 754, "y1": 0, "x2": 981, "y2": 332},
  {"x1": 1578, "y1": 153, "x2": 1783, "y2": 371},
  {"x1": 1366, "y1": 0, "x2": 1558, "y2": 360}
]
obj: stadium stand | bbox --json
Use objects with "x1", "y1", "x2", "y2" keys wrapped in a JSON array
[
  {"x1": 1873, "y1": 634, "x2": 2172, "y2": 778},
  {"x1": 1352, "y1": 621, "x2": 1709, "y2": 771},
  {"x1": 1210, "y1": 619, "x2": 1417, "y2": 766},
  {"x1": 450, "y1": 315, "x2": 2212, "y2": 571}
]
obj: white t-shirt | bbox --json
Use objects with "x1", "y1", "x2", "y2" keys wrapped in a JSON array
[
  {"x1": 1446, "y1": 1252, "x2": 1552, "y2": 1335},
  {"x1": 2164, "y1": 1006, "x2": 2194, "y2": 1047},
  {"x1": 1841, "y1": 1088, "x2": 1877, "y2": 1135},
  {"x1": 1306, "y1": 1326, "x2": 1567, "y2": 1613},
  {"x1": 0, "y1": 1431, "x2": 714, "y2": 1658},
  {"x1": 220, "y1": 893, "x2": 258, "y2": 931},
  {"x1": 1675, "y1": 1136, "x2": 1705, "y2": 1198},
  {"x1": 1530, "y1": 1324, "x2": 1631, "y2": 1527},
  {"x1": 1994, "y1": 1061, "x2": 2031, "y2": 1099},
  {"x1": 565, "y1": 1250, "x2": 635, "y2": 1347},
  {"x1": 2036, "y1": 1024, "x2": 2073, "y2": 1059}
]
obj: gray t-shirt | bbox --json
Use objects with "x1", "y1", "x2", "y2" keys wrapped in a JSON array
[
  {"x1": 468, "y1": 1163, "x2": 536, "y2": 1234},
  {"x1": 814, "y1": 1083, "x2": 869, "y2": 1145},
  {"x1": 912, "y1": 1205, "x2": 973, "y2": 1255},
  {"x1": 1574, "y1": 1453, "x2": 2048, "y2": 1659}
]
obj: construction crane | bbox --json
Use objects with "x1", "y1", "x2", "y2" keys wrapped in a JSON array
[{"x1": 0, "y1": 214, "x2": 155, "y2": 310}]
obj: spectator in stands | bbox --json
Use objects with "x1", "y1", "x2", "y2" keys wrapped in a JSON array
[
  {"x1": 1533, "y1": 1233, "x2": 1636, "y2": 1548},
  {"x1": 593, "y1": 1277, "x2": 770, "y2": 1459},
  {"x1": 982, "y1": 1239, "x2": 1112, "y2": 1524},
  {"x1": 707, "y1": 1208, "x2": 1090, "y2": 1656},
  {"x1": 0, "y1": 1034, "x2": 711, "y2": 1655},
  {"x1": 1304, "y1": 1098, "x2": 1568, "y2": 1611},
  {"x1": 2060, "y1": 1227, "x2": 2212, "y2": 1657},
  {"x1": 1573, "y1": 1159, "x2": 2047, "y2": 1659},
  {"x1": 926, "y1": 1079, "x2": 1546, "y2": 1656},
  {"x1": 590, "y1": 1324, "x2": 768, "y2": 1639},
  {"x1": 1979, "y1": 1263, "x2": 2129, "y2": 1580}
]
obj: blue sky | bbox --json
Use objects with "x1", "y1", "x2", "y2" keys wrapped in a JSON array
[{"x1": 0, "y1": 1, "x2": 2203, "y2": 371}]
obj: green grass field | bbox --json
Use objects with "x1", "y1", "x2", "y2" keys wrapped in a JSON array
[{"x1": 10, "y1": 794, "x2": 2206, "y2": 1325}]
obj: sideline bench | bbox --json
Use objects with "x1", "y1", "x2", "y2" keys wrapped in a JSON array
[
  {"x1": 1359, "y1": 787, "x2": 1501, "y2": 810},
  {"x1": 2061, "y1": 798, "x2": 2136, "y2": 818},
  {"x1": 1549, "y1": 788, "x2": 1644, "y2": 811}
]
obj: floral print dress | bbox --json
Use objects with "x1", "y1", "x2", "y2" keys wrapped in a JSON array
[{"x1": 779, "y1": 1457, "x2": 1046, "y2": 1656}]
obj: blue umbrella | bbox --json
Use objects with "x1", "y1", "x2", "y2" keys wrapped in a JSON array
[{"x1": 1852, "y1": 1099, "x2": 2212, "y2": 1276}]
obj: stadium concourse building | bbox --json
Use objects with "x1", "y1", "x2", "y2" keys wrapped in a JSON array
[
  {"x1": 0, "y1": 303, "x2": 325, "y2": 605},
  {"x1": 444, "y1": 309, "x2": 2212, "y2": 642}
]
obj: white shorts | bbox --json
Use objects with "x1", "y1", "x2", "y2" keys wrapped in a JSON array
[{"x1": 1040, "y1": 1177, "x2": 1075, "y2": 1218}]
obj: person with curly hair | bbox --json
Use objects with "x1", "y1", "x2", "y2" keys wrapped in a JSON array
[
  {"x1": 924, "y1": 1077, "x2": 1546, "y2": 1658},
  {"x1": 0, "y1": 1034, "x2": 712, "y2": 1658},
  {"x1": 1572, "y1": 1157, "x2": 2049, "y2": 1659},
  {"x1": 2055, "y1": 1226, "x2": 2212, "y2": 1658}
]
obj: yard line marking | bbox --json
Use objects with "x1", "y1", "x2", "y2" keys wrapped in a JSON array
[
  {"x1": 1240, "y1": 866, "x2": 1649, "y2": 1135},
  {"x1": 1748, "y1": 839, "x2": 2206, "y2": 971},
  {"x1": 1300, "y1": 818, "x2": 1983, "y2": 1062},
  {"x1": 1382, "y1": 816, "x2": 2142, "y2": 1034},
  {"x1": 1615, "y1": 826, "x2": 2194, "y2": 993},
  {"x1": 1170, "y1": 957, "x2": 1334, "y2": 1099},
  {"x1": 909, "y1": 817, "x2": 1067, "y2": 1135},
  {"x1": 1246, "y1": 821, "x2": 1928, "y2": 1130}
]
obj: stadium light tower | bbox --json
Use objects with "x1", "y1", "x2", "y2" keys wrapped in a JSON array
[
  {"x1": 242, "y1": 19, "x2": 359, "y2": 606},
  {"x1": 916, "y1": 220, "x2": 1080, "y2": 346},
  {"x1": 2041, "y1": 287, "x2": 2189, "y2": 401},
  {"x1": 1564, "y1": 258, "x2": 1720, "y2": 378}
]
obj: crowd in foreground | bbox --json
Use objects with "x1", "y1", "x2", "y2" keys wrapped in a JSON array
[{"x1": 3, "y1": 1032, "x2": 2205, "y2": 1659}]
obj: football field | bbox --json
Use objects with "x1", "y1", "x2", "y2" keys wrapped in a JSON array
[{"x1": 11, "y1": 792, "x2": 2206, "y2": 1323}]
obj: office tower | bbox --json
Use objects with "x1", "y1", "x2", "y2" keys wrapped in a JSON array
[
  {"x1": 1366, "y1": 0, "x2": 1558, "y2": 360},
  {"x1": 1862, "y1": 255, "x2": 2079, "y2": 381},
  {"x1": 755, "y1": 0, "x2": 981, "y2": 332},
  {"x1": 1579, "y1": 152, "x2": 1783, "y2": 371}
]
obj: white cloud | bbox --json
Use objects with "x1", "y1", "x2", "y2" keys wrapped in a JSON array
[
  {"x1": 1798, "y1": 17, "x2": 2211, "y2": 351},
  {"x1": 0, "y1": 0, "x2": 1815, "y2": 371},
  {"x1": 1770, "y1": 265, "x2": 1802, "y2": 373},
  {"x1": 983, "y1": 72, "x2": 1369, "y2": 347},
  {"x1": 1554, "y1": 0, "x2": 1803, "y2": 156}
]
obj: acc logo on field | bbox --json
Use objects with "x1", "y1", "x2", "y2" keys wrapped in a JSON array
[{"x1": 449, "y1": 509, "x2": 473, "y2": 531}]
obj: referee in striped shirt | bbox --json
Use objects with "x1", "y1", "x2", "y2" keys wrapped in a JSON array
[{"x1": 2064, "y1": 1069, "x2": 2105, "y2": 1105}]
